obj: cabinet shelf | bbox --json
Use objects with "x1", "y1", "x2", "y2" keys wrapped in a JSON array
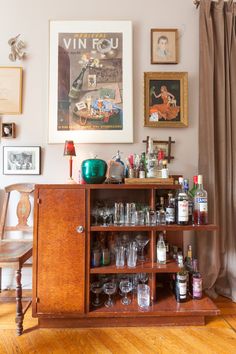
[
  {"x1": 89, "y1": 290, "x2": 220, "y2": 317},
  {"x1": 90, "y1": 260, "x2": 180, "y2": 274},
  {"x1": 90, "y1": 224, "x2": 218, "y2": 232}
]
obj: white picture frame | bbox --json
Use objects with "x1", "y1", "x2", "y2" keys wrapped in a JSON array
[
  {"x1": 3, "y1": 146, "x2": 41, "y2": 175},
  {"x1": 48, "y1": 20, "x2": 133, "y2": 143}
]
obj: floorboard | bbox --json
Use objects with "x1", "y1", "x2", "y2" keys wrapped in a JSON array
[{"x1": 0, "y1": 291, "x2": 236, "y2": 354}]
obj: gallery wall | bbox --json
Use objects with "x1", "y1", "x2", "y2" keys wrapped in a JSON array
[{"x1": 0, "y1": 0, "x2": 199, "y2": 288}]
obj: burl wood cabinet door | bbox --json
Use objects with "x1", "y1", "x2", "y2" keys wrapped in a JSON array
[{"x1": 35, "y1": 188, "x2": 86, "y2": 315}]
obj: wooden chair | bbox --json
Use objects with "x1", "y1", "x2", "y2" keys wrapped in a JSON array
[{"x1": 0, "y1": 183, "x2": 34, "y2": 336}]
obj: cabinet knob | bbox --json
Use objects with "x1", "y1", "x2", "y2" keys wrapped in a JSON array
[{"x1": 76, "y1": 225, "x2": 84, "y2": 233}]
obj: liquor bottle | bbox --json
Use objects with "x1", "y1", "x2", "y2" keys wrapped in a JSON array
[
  {"x1": 146, "y1": 137, "x2": 158, "y2": 178},
  {"x1": 184, "y1": 179, "x2": 193, "y2": 224},
  {"x1": 163, "y1": 230, "x2": 170, "y2": 259},
  {"x1": 176, "y1": 177, "x2": 189, "y2": 225},
  {"x1": 166, "y1": 193, "x2": 175, "y2": 225},
  {"x1": 194, "y1": 175, "x2": 208, "y2": 225},
  {"x1": 139, "y1": 152, "x2": 146, "y2": 178},
  {"x1": 161, "y1": 160, "x2": 169, "y2": 178},
  {"x1": 189, "y1": 175, "x2": 198, "y2": 198},
  {"x1": 184, "y1": 244, "x2": 193, "y2": 270},
  {"x1": 156, "y1": 232, "x2": 166, "y2": 264},
  {"x1": 192, "y1": 259, "x2": 203, "y2": 299},
  {"x1": 175, "y1": 259, "x2": 188, "y2": 302},
  {"x1": 157, "y1": 150, "x2": 165, "y2": 178},
  {"x1": 159, "y1": 196, "x2": 166, "y2": 224}
]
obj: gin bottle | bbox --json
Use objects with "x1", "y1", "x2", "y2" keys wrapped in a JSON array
[
  {"x1": 194, "y1": 175, "x2": 208, "y2": 225},
  {"x1": 156, "y1": 232, "x2": 166, "y2": 264}
]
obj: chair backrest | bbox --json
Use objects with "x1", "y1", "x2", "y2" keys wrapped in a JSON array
[{"x1": 0, "y1": 183, "x2": 35, "y2": 240}]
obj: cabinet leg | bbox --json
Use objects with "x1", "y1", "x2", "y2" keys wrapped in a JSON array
[{"x1": 15, "y1": 268, "x2": 23, "y2": 336}]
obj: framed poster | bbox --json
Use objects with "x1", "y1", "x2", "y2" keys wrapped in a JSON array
[
  {"x1": 151, "y1": 29, "x2": 178, "y2": 64},
  {"x1": 49, "y1": 21, "x2": 133, "y2": 143},
  {"x1": 0, "y1": 67, "x2": 22, "y2": 114},
  {"x1": 144, "y1": 72, "x2": 188, "y2": 128},
  {"x1": 3, "y1": 146, "x2": 41, "y2": 175}
]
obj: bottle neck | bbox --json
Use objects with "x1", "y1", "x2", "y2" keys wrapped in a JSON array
[{"x1": 193, "y1": 259, "x2": 198, "y2": 272}]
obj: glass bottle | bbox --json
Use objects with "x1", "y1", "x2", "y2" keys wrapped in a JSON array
[
  {"x1": 139, "y1": 152, "x2": 146, "y2": 178},
  {"x1": 176, "y1": 177, "x2": 189, "y2": 225},
  {"x1": 159, "y1": 196, "x2": 166, "y2": 224},
  {"x1": 161, "y1": 159, "x2": 169, "y2": 178},
  {"x1": 184, "y1": 178, "x2": 193, "y2": 224},
  {"x1": 189, "y1": 175, "x2": 198, "y2": 198},
  {"x1": 156, "y1": 232, "x2": 166, "y2": 264},
  {"x1": 194, "y1": 175, "x2": 208, "y2": 225},
  {"x1": 175, "y1": 260, "x2": 188, "y2": 302},
  {"x1": 184, "y1": 244, "x2": 193, "y2": 270},
  {"x1": 166, "y1": 193, "x2": 175, "y2": 225},
  {"x1": 146, "y1": 137, "x2": 158, "y2": 178},
  {"x1": 192, "y1": 259, "x2": 203, "y2": 299}
]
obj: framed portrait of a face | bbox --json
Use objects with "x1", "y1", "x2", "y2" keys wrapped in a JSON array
[
  {"x1": 144, "y1": 72, "x2": 188, "y2": 128},
  {"x1": 1, "y1": 122, "x2": 16, "y2": 138},
  {"x1": 151, "y1": 29, "x2": 178, "y2": 64}
]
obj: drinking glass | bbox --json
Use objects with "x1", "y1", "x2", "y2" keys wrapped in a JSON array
[
  {"x1": 90, "y1": 281, "x2": 103, "y2": 307},
  {"x1": 114, "y1": 202, "x2": 125, "y2": 225},
  {"x1": 137, "y1": 284, "x2": 150, "y2": 309},
  {"x1": 146, "y1": 210, "x2": 157, "y2": 225},
  {"x1": 135, "y1": 235, "x2": 149, "y2": 262},
  {"x1": 134, "y1": 210, "x2": 145, "y2": 225},
  {"x1": 119, "y1": 280, "x2": 133, "y2": 305},
  {"x1": 115, "y1": 245, "x2": 125, "y2": 268},
  {"x1": 125, "y1": 203, "x2": 136, "y2": 225},
  {"x1": 127, "y1": 241, "x2": 138, "y2": 268},
  {"x1": 139, "y1": 272, "x2": 149, "y2": 284},
  {"x1": 103, "y1": 282, "x2": 117, "y2": 308}
]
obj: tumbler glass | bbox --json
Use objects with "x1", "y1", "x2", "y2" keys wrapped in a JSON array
[
  {"x1": 127, "y1": 241, "x2": 138, "y2": 268},
  {"x1": 137, "y1": 284, "x2": 150, "y2": 309},
  {"x1": 115, "y1": 245, "x2": 125, "y2": 268},
  {"x1": 146, "y1": 210, "x2": 157, "y2": 225},
  {"x1": 134, "y1": 210, "x2": 145, "y2": 225},
  {"x1": 114, "y1": 202, "x2": 125, "y2": 225}
]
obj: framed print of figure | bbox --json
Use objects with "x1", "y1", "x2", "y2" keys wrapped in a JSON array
[{"x1": 144, "y1": 72, "x2": 188, "y2": 128}]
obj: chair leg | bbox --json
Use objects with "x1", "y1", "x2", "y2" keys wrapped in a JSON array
[{"x1": 15, "y1": 268, "x2": 23, "y2": 336}]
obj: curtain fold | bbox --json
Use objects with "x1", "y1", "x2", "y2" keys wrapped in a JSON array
[{"x1": 198, "y1": 0, "x2": 236, "y2": 301}]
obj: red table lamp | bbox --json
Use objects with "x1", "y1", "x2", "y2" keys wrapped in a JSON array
[{"x1": 64, "y1": 140, "x2": 76, "y2": 183}]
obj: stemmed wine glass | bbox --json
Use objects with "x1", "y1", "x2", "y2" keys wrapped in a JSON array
[
  {"x1": 90, "y1": 281, "x2": 103, "y2": 307},
  {"x1": 135, "y1": 234, "x2": 149, "y2": 262},
  {"x1": 119, "y1": 280, "x2": 133, "y2": 305},
  {"x1": 103, "y1": 282, "x2": 117, "y2": 308},
  {"x1": 139, "y1": 273, "x2": 149, "y2": 284}
]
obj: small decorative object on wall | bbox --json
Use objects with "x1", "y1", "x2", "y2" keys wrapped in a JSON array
[
  {"x1": 48, "y1": 20, "x2": 133, "y2": 144},
  {"x1": 151, "y1": 29, "x2": 178, "y2": 64},
  {"x1": 0, "y1": 67, "x2": 22, "y2": 114},
  {"x1": 8, "y1": 34, "x2": 26, "y2": 62},
  {"x1": 1, "y1": 122, "x2": 16, "y2": 138},
  {"x1": 144, "y1": 72, "x2": 188, "y2": 128},
  {"x1": 3, "y1": 146, "x2": 41, "y2": 175},
  {"x1": 142, "y1": 136, "x2": 175, "y2": 163}
]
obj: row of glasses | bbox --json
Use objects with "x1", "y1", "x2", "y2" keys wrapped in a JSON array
[
  {"x1": 115, "y1": 235, "x2": 150, "y2": 267},
  {"x1": 90, "y1": 273, "x2": 150, "y2": 308}
]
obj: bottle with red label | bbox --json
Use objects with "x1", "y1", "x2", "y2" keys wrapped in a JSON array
[
  {"x1": 192, "y1": 259, "x2": 203, "y2": 299},
  {"x1": 176, "y1": 177, "x2": 189, "y2": 225},
  {"x1": 193, "y1": 175, "x2": 208, "y2": 225}
]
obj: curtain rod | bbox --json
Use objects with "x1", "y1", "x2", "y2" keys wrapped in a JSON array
[{"x1": 193, "y1": 0, "x2": 235, "y2": 8}]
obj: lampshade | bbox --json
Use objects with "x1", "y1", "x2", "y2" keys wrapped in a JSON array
[{"x1": 64, "y1": 140, "x2": 76, "y2": 156}]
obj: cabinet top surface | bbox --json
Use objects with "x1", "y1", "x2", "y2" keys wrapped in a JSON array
[{"x1": 35, "y1": 183, "x2": 180, "y2": 190}]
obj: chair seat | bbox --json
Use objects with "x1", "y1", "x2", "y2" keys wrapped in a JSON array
[{"x1": 0, "y1": 241, "x2": 32, "y2": 263}]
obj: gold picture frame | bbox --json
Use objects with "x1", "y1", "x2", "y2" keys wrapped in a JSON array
[
  {"x1": 151, "y1": 28, "x2": 178, "y2": 64},
  {"x1": 144, "y1": 72, "x2": 188, "y2": 128},
  {"x1": 0, "y1": 67, "x2": 23, "y2": 115}
]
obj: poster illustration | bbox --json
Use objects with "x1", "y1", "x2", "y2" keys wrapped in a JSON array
[{"x1": 49, "y1": 21, "x2": 133, "y2": 143}]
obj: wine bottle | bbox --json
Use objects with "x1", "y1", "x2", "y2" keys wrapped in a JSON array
[
  {"x1": 192, "y1": 259, "x2": 203, "y2": 299},
  {"x1": 175, "y1": 260, "x2": 188, "y2": 302}
]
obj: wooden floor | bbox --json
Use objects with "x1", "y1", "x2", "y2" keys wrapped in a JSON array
[{"x1": 0, "y1": 292, "x2": 236, "y2": 354}]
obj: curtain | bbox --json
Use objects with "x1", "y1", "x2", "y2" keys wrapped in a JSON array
[{"x1": 197, "y1": 0, "x2": 236, "y2": 301}]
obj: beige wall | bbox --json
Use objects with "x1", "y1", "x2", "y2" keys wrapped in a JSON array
[{"x1": 0, "y1": 0, "x2": 199, "y2": 288}]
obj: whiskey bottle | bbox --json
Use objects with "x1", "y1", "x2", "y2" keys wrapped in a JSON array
[
  {"x1": 156, "y1": 232, "x2": 166, "y2": 264},
  {"x1": 176, "y1": 177, "x2": 189, "y2": 225},
  {"x1": 192, "y1": 259, "x2": 203, "y2": 299},
  {"x1": 194, "y1": 175, "x2": 208, "y2": 225},
  {"x1": 166, "y1": 193, "x2": 175, "y2": 225},
  {"x1": 175, "y1": 260, "x2": 188, "y2": 302}
]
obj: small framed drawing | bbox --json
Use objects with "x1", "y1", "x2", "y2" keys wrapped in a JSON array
[
  {"x1": 1, "y1": 122, "x2": 16, "y2": 138},
  {"x1": 144, "y1": 72, "x2": 188, "y2": 128},
  {"x1": 151, "y1": 29, "x2": 178, "y2": 64},
  {"x1": 0, "y1": 67, "x2": 23, "y2": 114},
  {"x1": 3, "y1": 146, "x2": 41, "y2": 175}
]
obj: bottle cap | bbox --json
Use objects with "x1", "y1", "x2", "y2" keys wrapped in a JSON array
[
  {"x1": 178, "y1": 177, "x2": 184, "y2": 184},
  {"x1": 198, "y1": 175, "x2": 203, "y2": 184},
  {"x1": 193, "y1": 175, "x2": 198, "y2": 184}
]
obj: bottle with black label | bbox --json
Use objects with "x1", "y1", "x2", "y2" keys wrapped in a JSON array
[
  {"x1": 175, "y1": 258, "x2": 188, "y2": 302},
  {"x1": 166, "y1": 193, "x2": 175, "y2": 224}
]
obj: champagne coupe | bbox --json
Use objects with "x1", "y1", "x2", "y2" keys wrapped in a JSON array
[
  {"x1": 135, "y1": 235, "x2": 149, "y2": 262},
  {"x1": 90, "y1": 281, "x2": 103, "y2": 307},
  {"x1": 103, "y1": 282, "x2": 117, "y2": 308},
  {"x1": 119, "y1": 280, "x2": 133, "y2": 305}
]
